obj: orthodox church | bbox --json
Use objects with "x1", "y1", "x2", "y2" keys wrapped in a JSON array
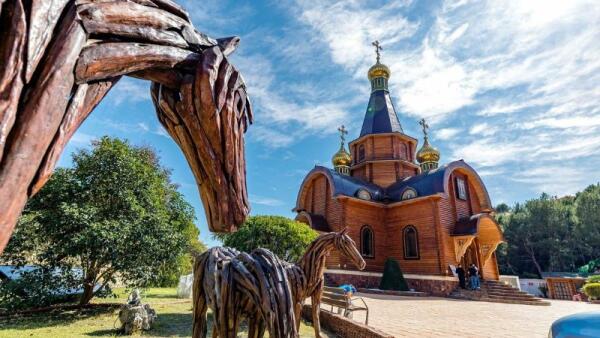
[{"x1": 293, "y1": 43, "x2": 504, "y2": 295}]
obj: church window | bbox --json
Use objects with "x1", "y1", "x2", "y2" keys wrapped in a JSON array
[
  {"x1": 358, "y1": 144, "x2": 365, "y2": 162},
  {"x1": 403, "y1": 226, "x2": 419, "y2": 259},
  {"x1": 361, "y1": 226, "x2": 374, "y2": 257},
  {"x1": 456, "y1": 177, "x2": 467, "y2": 200},
  {"x1": 357, "y1": 189, "x2": 371, "y2": 201},
  {"x1": 401, "y1": 188, "x2": 417, "y2": 200}
]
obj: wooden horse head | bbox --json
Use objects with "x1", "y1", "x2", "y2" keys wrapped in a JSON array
[
  {"x1": 334, "y1": 228, "x2": 367, "y2": 270},
  {"x1": 0, "y1": 0, "x2": 252, "y2": 252}
]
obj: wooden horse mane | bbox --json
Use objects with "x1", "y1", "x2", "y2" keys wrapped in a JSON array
[{"x1": 0, "y1": 0, "x2": 252, "y2": 253}]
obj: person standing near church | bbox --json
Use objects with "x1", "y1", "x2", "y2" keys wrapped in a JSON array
[
  {"x1": 456, "y1": 264, "x2": 466, "y2": 289},
  {"x1": 469, "y1": 264, "x2": 480, "y2": 290}
]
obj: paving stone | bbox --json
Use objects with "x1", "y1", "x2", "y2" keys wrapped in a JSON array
[{"x1": 344, "y1": 293, "x2": 597, "y2": 338}]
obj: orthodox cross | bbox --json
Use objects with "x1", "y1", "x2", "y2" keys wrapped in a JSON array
[
  {"x1": 372, "y1": 40, "x2": 382, "y2": 63},
  {"x1": 419, "y1": 118, "x2": 429, "y2": 138},
  {"x1": 338, "y1": 125, "x2": 348, "y2": 145}
]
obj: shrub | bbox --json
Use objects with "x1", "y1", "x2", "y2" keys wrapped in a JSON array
[
  {"x1": 579, "y1": 259, "x2": 600, "y2": 274},
  {"x1": 0, "y1": 268, "x2": 77, "y2": 311},
  {"x1": 379, "y1": 258, "x2": 408, "y2": 291},
  {"x1": 582, "y1": 282, "x2": 600, "y2": 300},
  {"x1": 586, "y1": 275, "x2": 600, "y2": 283}
]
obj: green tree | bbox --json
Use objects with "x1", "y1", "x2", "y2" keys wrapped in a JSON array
[
  {"x1": 2, "y1": 137, "x2": 202, "y2": 305},
  {"x1": 497, "y1": 193, "x2": 582, "y2": 277},
  {"x1": 495, "y1": 203, "x2": 511, "y2": 214},
  {"x1": 575, "y1": 184, "x2": 600, "y2": 260},
  {"x1": 214, "y1": 215, "x2": 318, "y2": 262}
]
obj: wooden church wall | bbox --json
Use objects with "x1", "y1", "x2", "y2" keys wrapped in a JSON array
[
  {"x1": 311, "y1": 176, "x2": 327, "y2": 215},
  {"x1": 341, "y1": 200, "x2": 386, "y2": 272},
  {"x1": 437, "y1": 197, "x2": 460, "y2": 267},
  {"x1": 450, "y1": 172, "x2": 471, "y2": 220},
  {"x1": 386, "y1": 201, "x2": 441, "y2": 275},
  {"x1": 371, "y1": 162, "x2": 397, "y2": 187}
]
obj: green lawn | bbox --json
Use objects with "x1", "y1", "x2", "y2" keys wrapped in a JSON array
[{"x1": 0, "y1": 288, "x2": 331, "y2": 337}]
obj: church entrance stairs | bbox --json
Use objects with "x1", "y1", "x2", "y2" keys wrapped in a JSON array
[{"x1": 449, "y1": 280, "x2": 551, "y2": 306}]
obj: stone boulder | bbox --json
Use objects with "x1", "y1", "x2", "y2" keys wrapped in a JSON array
[{"x1": 118, "y1": 303, "x2": 157, "y2": 334}]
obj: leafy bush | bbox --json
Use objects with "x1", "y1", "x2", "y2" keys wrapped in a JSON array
[
  {"x1": 582, "y1": 283, "x2": 600, "y2": 300},
  {"x1": 215, "y1": 215, "x2": 318, "y2": 262},
  {"x1": 0, "y1": 268, "x2": 78, "y2": 311},
  {"x1": 578, "y1": 259, "x2": 600, "y2": 274},
  {"x1": 379, "y1": 258, "x2": 408, "y2": 291},
  {"x1": 586, "y1": 275, "x2": 600, "y2": 283}
]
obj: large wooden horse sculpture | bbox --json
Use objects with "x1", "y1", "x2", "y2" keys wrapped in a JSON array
[
  {"x1": 193, "y1": 229, "x2": 366, "y2": 338},
  {"x1": 0, "y1": 0, "x2": 252, "y2": 253}
]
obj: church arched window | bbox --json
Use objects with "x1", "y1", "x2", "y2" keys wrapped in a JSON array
[
  {"x1": 403, "y1": 226, "x2": 419, "y2": 259},
  {"x1": 360, "y1": 226, "x2": 374, "y2": 258}
]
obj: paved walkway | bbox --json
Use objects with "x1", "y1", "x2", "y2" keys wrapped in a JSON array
[{"x1": 347, "y1": 293, "x2": 598, "y2": 338}]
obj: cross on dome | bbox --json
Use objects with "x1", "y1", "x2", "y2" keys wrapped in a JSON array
[
  {"x1": 338, "y1": 125, "x2": 348, "y2": 145},
  {"x1": 372, "y1": 40, "x2": 382, "y2": 63},
  {"x1": 419, "y1": 118, "x2": 429, "y2": 138}
]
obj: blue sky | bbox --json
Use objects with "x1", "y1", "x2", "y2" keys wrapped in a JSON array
[{"x1": 59, "y1": 0, "x2": 600, "y2": 247}]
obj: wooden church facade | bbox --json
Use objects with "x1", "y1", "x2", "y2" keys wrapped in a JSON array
[{"x1": 293, "y1": 46, "x2": 504, "y2": 296}]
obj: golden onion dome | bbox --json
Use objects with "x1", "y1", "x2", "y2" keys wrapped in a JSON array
[
  {"x1": 416, "y1": 137, "x2": 440, "y2": 164},
  {"x1": 367, "y1": 62, "x2": 391, "y2": 81},
  {"x1": 332, "y1": 145, "x2": 352, "y2": 167}
]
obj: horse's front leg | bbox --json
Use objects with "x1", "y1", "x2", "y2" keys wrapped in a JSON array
[
  {"x1": 311, "y1": 282, "x2": 324, "y2": 338},
  {"x1": 294, "y1": 302, "x2": 303, "y2": 332}
]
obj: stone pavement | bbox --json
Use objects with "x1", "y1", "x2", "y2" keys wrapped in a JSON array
[{"x1": 346, "y1": 293, "x2": 598, "y2": 338}]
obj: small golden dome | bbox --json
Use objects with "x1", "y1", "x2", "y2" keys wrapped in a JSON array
[
  {"x1": 416, "y1": 137, "x2": 440, "y2": 164},
  {"x1": 368, "y1": 62, "x2": 391, "y2": 81},
  {"x1": 332, "y1": 145, "x2": 352, "y2": 167}
]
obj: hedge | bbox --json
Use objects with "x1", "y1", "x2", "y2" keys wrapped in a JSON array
[
  {"x1": 582, "y1": 282, "x2": 600, "y2": 300},
  {"x1": 379, "y1": 258, "x2": 408, "y2": 291}
]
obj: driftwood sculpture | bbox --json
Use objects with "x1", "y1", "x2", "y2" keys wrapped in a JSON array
[
  {"x1": 0, "y1": 0, "x2": 253, "y2": 253},
  {"x1": 193, "y1": 229, "x2": 366, "y2": 338}
]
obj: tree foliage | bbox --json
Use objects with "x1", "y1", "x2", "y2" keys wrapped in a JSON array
[
  {"x1": 214, "y1": 215, "x2": 318, "y2": 262},
  {"x1": 1, "y1": 137, "x2": 203, "y2": 306},
  {"x1": 497, "y1": 184, "x2": 600, "y2": 278}
]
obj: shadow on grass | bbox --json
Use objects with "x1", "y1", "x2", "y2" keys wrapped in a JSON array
[
  {"x1": 86, "y1": 311, "x2": 206, "y2": 337},
  {"x1": 0, "y1": 306, "x2": 117, "y2": 331}
]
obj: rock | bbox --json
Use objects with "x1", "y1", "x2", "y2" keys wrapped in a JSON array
[
  {"x1": 118, "y1": 303, "x2": 157, "y2": 334},
  {"x1": 177, "y1": 273, "x2": 193, "y2": 298}
]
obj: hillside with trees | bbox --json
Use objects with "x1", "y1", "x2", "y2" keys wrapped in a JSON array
[{"x1": 496, "y1": 184, "x2": 600, "y2": 278}]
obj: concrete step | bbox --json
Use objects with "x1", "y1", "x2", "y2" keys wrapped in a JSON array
[
  {"x1": 486, "y1": 294, "x2": 542, "y2": 301},
  {"x1": 479, "y1": 297, "x2": 551, "y2": 306}
]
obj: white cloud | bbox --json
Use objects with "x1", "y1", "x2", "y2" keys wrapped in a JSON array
[
  {"x1": 295, "y1": 0, "x2": 600, "y2": 194},
  {"x1": 250, "y1": 126, "x2": 295, "y2": 148},
  {"x1": 70, "y1": 132, "x2": 96, "y2": 145},
  {"x1": 107, "y1": 78, "x2": 149, "y2": 106},
  {"x1": 469, "y1": 122, "x2": 497, "y2": 137},
  {"x1": 137, "y1": 122, "x2": 150, "y2": 132},
  {"x1": 512, "y1": 165, "x2": 589, "y2": 196},
  {"x1": 435, "y1": 127, "x2": 461, "y2": 140},
  {"x1": 249, "y1": 194, "x2": 285, "y2": 207}
]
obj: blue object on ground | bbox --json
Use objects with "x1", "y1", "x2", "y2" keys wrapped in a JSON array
[
  {"x1": 550, "y1": 311, "x2": 600, "y2": 338},
  {"x1": 339, "y1": 284, "x2": 357, "y2": 294}
]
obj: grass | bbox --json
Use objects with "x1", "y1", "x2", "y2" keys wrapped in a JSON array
[{"x1": 0, "y1": 288, "x2": 332, "y2": 337}]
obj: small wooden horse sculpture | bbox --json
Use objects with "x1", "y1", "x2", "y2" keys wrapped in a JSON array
[
  {"x1": 281, "y1": 228, "x2": 365, "y2": 338},
  {"x1": 192, "y1": 228, "x2": 366, "y2": 338}
]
